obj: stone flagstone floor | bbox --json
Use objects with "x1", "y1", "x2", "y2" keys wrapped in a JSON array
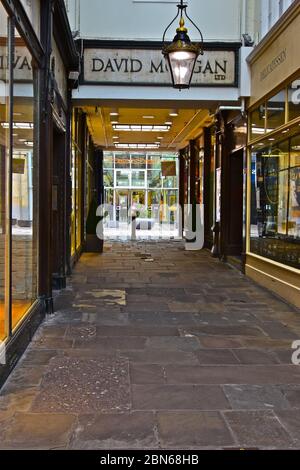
[{"x1": 1, "y1": 240, "x2": 300, "y2": 449}]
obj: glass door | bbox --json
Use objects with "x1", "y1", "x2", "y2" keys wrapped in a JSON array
[{"x1": 115, "y1": 190, "x2": 129, "y2": 223}]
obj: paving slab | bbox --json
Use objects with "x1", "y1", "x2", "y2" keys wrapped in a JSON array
[
  {"x1": 157, "y1": 411, "x2": 235, "y2": 449},
  {"x1": 223, "y1": 410, "x2": 293, "y2": 449},
  {"x1": 71, "y1": 412, "x2": 157, "y2": 449}
]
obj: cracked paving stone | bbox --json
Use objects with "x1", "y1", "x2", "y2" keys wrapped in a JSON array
[
  {"x1": 275, "y1": 410, "x2": 300, "y2": 446},
  {"x1": 31, "y1": 356, "x2": 130, "y2": 413},
  {"x1": 232, "y1": 349, "x2": 279, "y2": 364}
]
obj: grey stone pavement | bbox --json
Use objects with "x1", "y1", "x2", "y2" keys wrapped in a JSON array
[{"x1": 1, "y1": 240, "x2": 300, "y2": 449}]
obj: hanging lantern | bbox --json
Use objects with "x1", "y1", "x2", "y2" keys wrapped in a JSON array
[{"x1": 162, "y1": 0, "x2": 204, "y2": 90}]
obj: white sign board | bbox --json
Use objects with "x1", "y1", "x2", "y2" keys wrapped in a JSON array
[{"x1": 83, "y1": 48, "x2": 237, "y2": 86}]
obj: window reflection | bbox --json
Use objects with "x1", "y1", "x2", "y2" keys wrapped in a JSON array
[
  {"x1": 250, "y1": 104, "x2": 266, "y2": 139},
  {"x1": 266, "y1": 90, "x2": 286, "y2": 130},
  {"x1": 0, "y1": 3, "x2": 9, "y2": 341},
  {"x1": 11, "y1": 31, "x2": 37, "y2": 330}
]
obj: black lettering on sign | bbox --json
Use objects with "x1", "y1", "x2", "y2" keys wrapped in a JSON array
[
  {"x1": 20, "y1": 56, "x2": 31, "y2": 70},
  {"x1": 104, "y1": 59, "x2": 115, "y2": 72},
  {"x1": 150, "y1": 60, "x2": 165, "y2": 73},
  {"x1": 130, "y1": 59, "x2": 142, "y2": 73},
  {"x1": 215, "y1": 60, "x2": 227, "y2": 74},
  {"x1": 92, "y1": 58, "x2": 104, "y2": 72},
  {"x1": 113, "y1": 58, "x2": 128, "y2": 72},
  {"x1": 193, "y1": 60, "x2": 202, "y2": 74},
  {"x1": 203, "y1": 61, "x2": 214, "y2": 74}
]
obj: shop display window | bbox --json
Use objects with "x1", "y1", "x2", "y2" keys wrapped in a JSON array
[
  {"x1": 250, "y1": 104, "x2": 266, "y2": 140},
  {"x1": 250, "y1": 136, "x2": 300, "y2": 268}
]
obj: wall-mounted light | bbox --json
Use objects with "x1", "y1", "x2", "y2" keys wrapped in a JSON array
[{"x1": 162, "y1": 0, "x2": 203, "y2": 90}]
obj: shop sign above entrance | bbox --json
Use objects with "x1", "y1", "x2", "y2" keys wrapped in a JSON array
[{"x1": 83, "y1": 46, "x2": 238, "y2": 87}]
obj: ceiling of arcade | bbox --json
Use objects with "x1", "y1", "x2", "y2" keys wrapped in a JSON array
[{"x1": 80, "y1": 105, "x2": 215, "y2": 151}]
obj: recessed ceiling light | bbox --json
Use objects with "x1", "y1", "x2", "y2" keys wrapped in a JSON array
[
  {"x1": 169, "y1": 109, "x2": 178, "y2": 117},
  {"x1": 115, "y1": 143, "x2": 160, "y2": 149},
  {"x1": 110, "y1": 120, "x2": 119, "y2": 125},
  {"x1": 1, "y1": 122, "x2": 33, "y2": 129},
  {"x1": 268, "y1": 138, "x2": 275, "y2": 141},
  {"x1": 165, "y1": 121, "x2": 173, "y2": 125},
  {"x1": 143, "y1": 115, "x2": 155, "y2": 119},
  {"x1": 112, "y1": 136, "x2": 119, "y2": 139},
  {"x1": 157, "y1": 137, "x2": 163, "y2": 140},
  {"x1": 112, "y1": 124, "x2": 170, "y2": 132},
  {"x1": 110, "y1": 108, "x2": 119, "y2": 116},
  {"x1": 282, "y1": 129, "x2": 289, "y2": 134}
]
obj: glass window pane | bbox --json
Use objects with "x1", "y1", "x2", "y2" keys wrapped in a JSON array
[
  {"x1": 71, "y1": 143, "x2": 76, "y2": 255},
  {"x1": 116, "y1": 170, "x2": 130, "y2": 187},
  {"x1": 0, "y1": 4, "x2": 9, "y2": 341},
  {"x1": 288, "y1": 79, "x2": 300, "y2": 122},
  {"x1": 76, "y1": 148, "x2": 82, "y2": 250},
  {"x1": 266, "y1": 90, "x2": 286, "y2": 131},
  {"x1": 131, "y1": 154, "x2": 146, "y2": 169},
  {"x1": 103, "y1": 153, "x2": 113, "y2": 168},
  {"x1": 290, "y1": 135, "x2": 300, "y2": 168},
  {"x1": 104, "y1": 169, "x2": 114, "y2": 187},
  {"x1": 12, "y1": 32, "x2": 37, "y2": 330},
  {"x1": 115, "y1": 153, "x2": 129, "y2": 168},
  {"x1": 148, "y1": 190, "x2": 161, "y2": 220},
  {"x1": 250, "y1": 104, "x2": 266, "y2": 140},
  {"x1": 288, "y1": 167, "x2": 300, "y2": 239},
  {"x1": 131, "y1": 170, "x2": 145, "y2": 187},
  {"x1": 148, "y1": 170, "x2": 161, "y2": 188},
  {"x1": 147, "y1": 155, "x2": 161, "y2": 169},
  {"x1": 250, "y1": 138, "x2": 300, "y2": 268},
  {"x1": 163, "y1": 176, "x2": 177, "y2": 188}
]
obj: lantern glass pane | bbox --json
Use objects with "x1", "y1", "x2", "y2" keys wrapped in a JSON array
[{"x1": 169, "y1": 50, "x2": 197, "y2": 87}]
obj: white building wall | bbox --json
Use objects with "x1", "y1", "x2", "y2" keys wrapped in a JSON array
[
  {"x1": 65, "y1": 0, "x2": 244, "y2": 42},
  {"x1": 260, "y1": 0, "x2": 295, "y2": 37}
]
